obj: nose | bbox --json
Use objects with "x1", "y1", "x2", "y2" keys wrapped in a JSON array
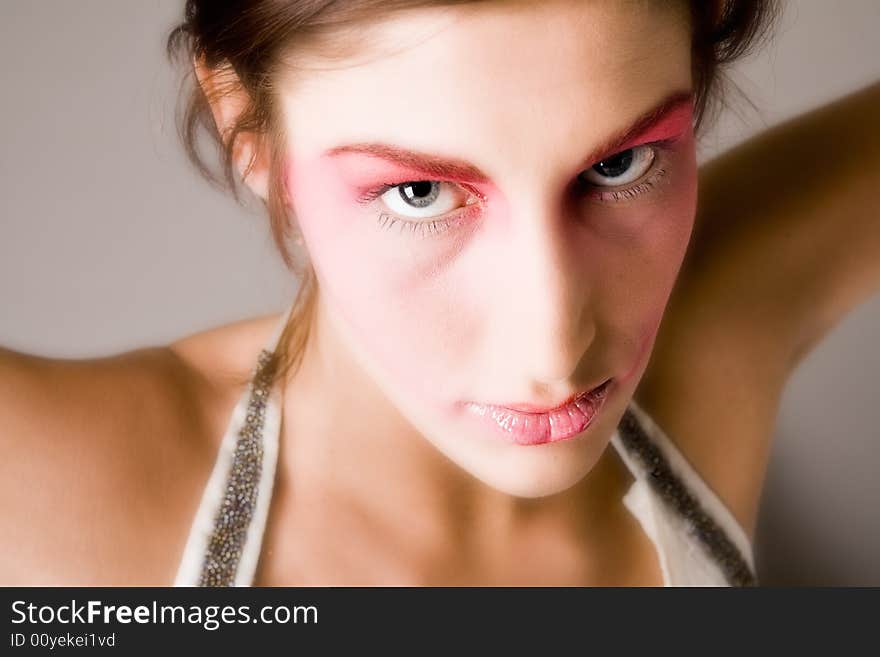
[{"x1": 494, "y1": 194, "x2": 596, "y2": 387}]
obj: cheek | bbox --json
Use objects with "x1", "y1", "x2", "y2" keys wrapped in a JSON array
[
  {"x1": 286, "y1": 154, "x2": 474, "y2": 400},
  {"x1": 591, "y1": 132, "x2": 699, "y2": 357},
  {"x1": 607, "y1": 131, "x2": 697, "y2": 269},
  {"x1": 648, "y1": 131, "x2": 700, "y2": 276}
]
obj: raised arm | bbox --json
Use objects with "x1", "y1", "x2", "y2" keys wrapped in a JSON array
[{"x1": 688, "y1": 80, "x2": 880, "y2": 369}]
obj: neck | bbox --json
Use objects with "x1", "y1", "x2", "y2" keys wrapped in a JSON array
[{"x1": 275, "y1": 292, "x2": 634, "y2": 574}]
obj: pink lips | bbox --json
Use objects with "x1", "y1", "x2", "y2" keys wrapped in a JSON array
[{"x1": 462, "y1": 379, "x2": 613, "y2": 446}]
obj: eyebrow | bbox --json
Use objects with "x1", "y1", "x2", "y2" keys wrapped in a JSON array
[{"x1": 323, "y1": 89, "x2": 695, "y2": 184}]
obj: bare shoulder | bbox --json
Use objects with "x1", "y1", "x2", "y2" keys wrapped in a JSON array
[
  {"x1": 0, "y1": 311, "x2": 282, "y2": 585},
  {"x1": 168, "y1": 311, "x2": 284, "y2": 399}
]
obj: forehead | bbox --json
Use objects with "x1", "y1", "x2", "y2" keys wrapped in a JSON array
[{"x1": 279, "y1": 0, "x2": 691, "y2": 181}]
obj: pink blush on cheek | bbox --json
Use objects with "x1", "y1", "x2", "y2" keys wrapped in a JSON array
[
  {"x1": 284, "y1": 151, "x2": 410, "y2": 287},
  {"x1": 285, "y1": 153, "x2": 362, "y2": 234},
  {"x1": 285, "y1": 152, "x2": 473, "y2": 404},
  {"x1": 284, "y1": 153, "x2": 390, "y2": 321},
  {"x1": 619, "y1": 313, "x2": 664, "y2": 387}
]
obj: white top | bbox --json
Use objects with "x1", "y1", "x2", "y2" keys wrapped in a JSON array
[{"x1": 174, "y1": 307, "x2": 756, "y2": 587}]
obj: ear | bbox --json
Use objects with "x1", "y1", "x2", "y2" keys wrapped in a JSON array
[{"x1": 193, "y1": 55, "x2": 271, "y2": 201}]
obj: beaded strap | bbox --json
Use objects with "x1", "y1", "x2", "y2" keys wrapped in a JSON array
[
  {"x1": 616, "y1": 408, "x2": 758, "y2": 587},
  {"x1": 198, "y1": 349, "x2": 277, "y2": 586}
]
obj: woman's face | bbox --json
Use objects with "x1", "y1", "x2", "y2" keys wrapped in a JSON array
[{"x1": 280, "y1": 0, "x2": 697, "y2": 497}]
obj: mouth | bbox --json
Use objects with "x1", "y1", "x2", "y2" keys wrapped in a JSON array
[{"x1": 462, "y1": 378, "x2": 614, "y2": 446}]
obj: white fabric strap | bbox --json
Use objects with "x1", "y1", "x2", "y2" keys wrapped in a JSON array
[
  {"x1": 173, "y1": 305, "x2": 293, "y2": 586},
  {"x1": 624, "y1": 399, "x2": 756, "y2": 574}
]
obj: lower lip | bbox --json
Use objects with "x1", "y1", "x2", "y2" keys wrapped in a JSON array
[{"x1": 462, "y1": 380, "x2": 614, "y2": 446}]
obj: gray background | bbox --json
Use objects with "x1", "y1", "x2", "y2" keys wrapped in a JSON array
[{"x1": 1, "y1": 1, "x2": 878, "y2": 585}]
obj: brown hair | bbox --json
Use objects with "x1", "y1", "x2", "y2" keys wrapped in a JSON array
[{"x1": 165, "y1": 0, "x2": 781, "y2": 386}]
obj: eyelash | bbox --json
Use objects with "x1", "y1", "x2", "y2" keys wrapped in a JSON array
[
  {"x1": 357, "y1": 139, "x2": 675, "y2": 237},
  {"x1": 356, "y1": 184, "x2": 483, "y2": 239}
]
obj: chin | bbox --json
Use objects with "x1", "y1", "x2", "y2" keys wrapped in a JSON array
[
  {"x1": 472, "y1": 451, "x2": 608, "y2": 499},
  {"x1": 423, "y1": 407, "x2": 623, "y2": 499}
]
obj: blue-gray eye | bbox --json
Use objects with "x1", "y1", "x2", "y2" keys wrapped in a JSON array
[
  {"x1": 581, "y1": 145, "x2": 655, "y2": 187},
  {"x1": 379, "y1": 181, "x2": 463, "y2": 219},
  {"x1": 397, "y1": 181, "x2": 440, "y2": 208}
]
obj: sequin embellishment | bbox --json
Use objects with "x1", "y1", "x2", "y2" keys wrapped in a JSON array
[
  {"x1": 617, "y1": 408, "x2": 759, "y2": 587},
  {"x1": 198, "y1": 349, "x2": 277, "y2": 586}
]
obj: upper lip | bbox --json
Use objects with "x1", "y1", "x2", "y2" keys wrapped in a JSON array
[{"x1": 487, "y1": 378, "x2": 612, "y2": 414}]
